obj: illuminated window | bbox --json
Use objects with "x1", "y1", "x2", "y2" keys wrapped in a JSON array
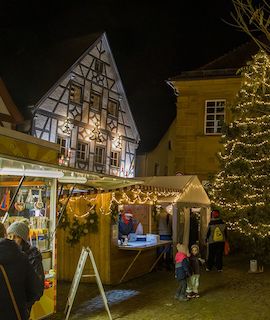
[
  {"x1": 94, "y1": 146, "x2": 105, "y2": 164},
  {"x1": 69, "y1": 82, "x2": 83, "y2": 104},
  {"x1": 90, "y1": 91, "x2": 101, "y2": 111},
  {"x1": 107, "y1": 99, "x2": 118, "y2": 118},
  {"x1": 205, "y1": 100, "x2": 225, "y2": 134},
  {"x1": 110, "y1": 151, "x2": 120, "y2": 167},
  {"x1": 94, "y1": 60, "x2": 103, "y2": 74},
  {"x1": 57, "y1": 136, "x2": 68, "y2": 156},
  {"x1": 76, "y1": 142, "x2": 88, "y2": 161}
]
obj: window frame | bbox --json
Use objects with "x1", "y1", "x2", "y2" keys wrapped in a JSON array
[
  {"x1": 90, "y1": 91, "x2": 102, "y2": 111},
  {"x1": 107, "y1": 98, "x2": 119, "y2": 118},
  {"x1": 76, "y1": 141, "x2": 88, "y2": 162},
  {"x1": 94, "y1": 60, "x2": 103, "y2": 74},
  {"x1": 204, "y1": 99, "x2": 226, "y2": 135},
  {"x1": 57, "y1": 136, "x2": 68, "y2": 156},
  {"x1": 69, "y1": 81, "x2": 83, "y2": 105},
  {"x1": 94, "y1": 146, "x2": 106, "y2": 165},
  {"x1": 110, "y1": 151, "x2": 120, "y2": 167}
]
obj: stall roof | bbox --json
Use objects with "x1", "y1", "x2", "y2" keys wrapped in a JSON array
[
  {"x1": 137, "y1": 176, "x2": 211, "y2": 206},
  {"x1": 0, "y1": 146, "x2": 210, "y2": 205}
]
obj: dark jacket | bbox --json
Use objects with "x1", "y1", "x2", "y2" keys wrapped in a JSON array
[
  {"x1": 21, "y1": 241, "x2": 44, "y2": 307},
  {"x1": 189, "y1": 254, "x2": 201, "y2": 275},
  {"x1": 206, "y1": 218, "x2": 227, "y2": 244},
  {"x1": 175, "y1": 253, "x2": 192, "y2": 280},
  {"x1": 0, "y1": 239, "x2": 42, "y2": 320},
  {"x1": 118, "y1": 216, "x2": 134, "y2": 239}
]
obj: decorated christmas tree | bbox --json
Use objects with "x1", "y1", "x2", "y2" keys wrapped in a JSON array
[{"x1": 209, "y1": 50, "x2": 270, "y2": 260}]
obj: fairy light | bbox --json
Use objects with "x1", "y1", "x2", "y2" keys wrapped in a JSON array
[{"x1": 210, "y1": 50, "x2": 270, "y2": 237}]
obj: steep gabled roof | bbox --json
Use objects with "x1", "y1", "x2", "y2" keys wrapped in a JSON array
[
  {"x1": 170, "y1": 38, "x2": 262, "y2": 81},
  {"x1": 0, "y1": 33, "x2": 102, "y2": 117},
  {"x1": 0, "y1": 78, "x2": 24, "y2": 124}
]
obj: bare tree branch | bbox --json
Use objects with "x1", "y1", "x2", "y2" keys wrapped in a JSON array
[{"x1": 230, "y1": 0, "x2": 270, "y2": 53}]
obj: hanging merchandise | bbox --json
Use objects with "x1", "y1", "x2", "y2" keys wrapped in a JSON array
[
  {"x1": 0, "y1": 189, "x2": 10, "y2": 211},
  {"x1": 35, "y1": 189, "x2": 44, "y2": 210},
  {"x1": 26, "y1": 189, "x2": 34, "y2": 209},
  {"x1": 14, "y1": 190, "x2": 26, "y2": 212}
]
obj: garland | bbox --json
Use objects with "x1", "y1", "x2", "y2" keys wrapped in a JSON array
[
  {"x1": 152, "y1": 203, "x2": 159, "y2": 222},
  {"x1": 110, "y1": 201, "x2": 119, "y2": 224},
  {"x1": 58, "y1": 202, "x2": 98, "y2": 246}
]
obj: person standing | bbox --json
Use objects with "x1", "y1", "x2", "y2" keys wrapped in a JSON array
[
  {"x1": 118, "y1": 209, "x2": 135, "y2": 240},
  {"x1": 205, "y1": 209, "x2": 227, "y2": 272},
  {"x1": 158, "y1": 204, "x2": 173, "y2": 269},
  {"x1": 7, "y1": 220, "x2": 44, "y2": 303},
  {"x1": 0, "y1": 222, "x2": 42, "y2": 319},
  {"x1": 186, "y1": 244, "x2": 205, "y2": 298},
  {"x1": 174, "y1": 243, "x2": 191, "y2": 301}
]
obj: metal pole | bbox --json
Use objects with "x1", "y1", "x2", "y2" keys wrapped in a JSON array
[{"x1": 50, "y1": 184, "x2": 76, "y2": 241}]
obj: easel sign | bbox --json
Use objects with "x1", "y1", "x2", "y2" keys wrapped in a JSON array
[{"x1": 64, "y1": 247, "x2": 112, "y2": 320}]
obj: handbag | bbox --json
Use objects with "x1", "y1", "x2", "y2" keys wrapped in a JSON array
[
  {"x1": 0, "y1": 264, "x2": 22, "y2": 320},
  {"x1": 224, "y1": 240, "x2": 230, "y2": 256}
]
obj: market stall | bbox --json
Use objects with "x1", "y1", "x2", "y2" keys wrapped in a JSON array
[
  {"x1": 56, "y1": 175, "x2": 211, "y2": 285},
  {"x1": 0, "y1": 127, "x2": 61, "y2": 320}
]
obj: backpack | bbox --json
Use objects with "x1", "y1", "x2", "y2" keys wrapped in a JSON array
[{"x1": 213, "y1": 226, "x2": 224, "y2": 242}]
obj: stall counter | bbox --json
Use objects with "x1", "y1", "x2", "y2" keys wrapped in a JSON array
[{"x1": 117, "y1": 240, "x2": 172, "y2": 283}]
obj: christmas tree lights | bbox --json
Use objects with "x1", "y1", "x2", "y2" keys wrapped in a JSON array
[{"x1": 209, "y1": 50, "x2": 270, "y2": 243}]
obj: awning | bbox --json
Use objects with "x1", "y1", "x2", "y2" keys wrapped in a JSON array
[{"x1": 137, "y1": 176, "x2": 211, "y2": 206}]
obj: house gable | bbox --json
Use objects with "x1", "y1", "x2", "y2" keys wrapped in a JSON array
[
  {"x1": 0, "y1": 79, "x2": 23, "y2": 129},
  {"x1": 32, "y1": 33, "x2": 139, "y2": 177}
]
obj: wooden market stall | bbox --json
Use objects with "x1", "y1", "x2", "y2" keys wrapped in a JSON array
[
  {"x1": 0, "y1": 127, "x2": 61, "y2": 320},
  {"x1": 56, "y1": 175, "x2": 211, "y2": 285}
]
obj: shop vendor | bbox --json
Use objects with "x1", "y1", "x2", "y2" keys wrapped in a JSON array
[{"x1": 118, "y1": 209, "x2": 135, "y2": 240}]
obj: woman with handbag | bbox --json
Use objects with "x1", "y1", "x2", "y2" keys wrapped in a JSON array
[{"x1": 0, "y1": 223, "x2": 42, "y2": 320}]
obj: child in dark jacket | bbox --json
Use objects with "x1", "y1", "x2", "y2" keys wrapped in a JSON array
[
  {"x1": 174, "y1": 243, "x2": 191, "y2": 301},
  {"x1": 186, "y1": 244, "x2": 205, "y2": 298}
]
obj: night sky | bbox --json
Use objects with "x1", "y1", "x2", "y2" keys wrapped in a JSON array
[{"x1": 0, "y1": 0, "x2": 249, "y2": 152}]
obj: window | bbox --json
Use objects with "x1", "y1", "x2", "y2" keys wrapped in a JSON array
[
  {"x1": 69, "y1": 82, "x2": 83, "y2": 104},
  {"x1": 205, "y1": 100, "x2": 225, "y2": 134},
  {"x1": 90, "y1": 91, "x2": 101, "y2": 111},
  {"x1": 110, "y1": 151, "x2": 120, "y2": 167},
  {"x1": 76, "y1": 142, "x2": 88, "y2": 161},
  {"x1": 57, "y1": 137, "x2": 68, "y2": 156},
  {"x1": 94, "y1": 146, "x2": 105, "y2": 164},
  {"x1": 94, "y1": 60, "x2": 103, "y2": 74},
  {"x1": 107, "y1": 99, "x2": 118, "y2": 118}
]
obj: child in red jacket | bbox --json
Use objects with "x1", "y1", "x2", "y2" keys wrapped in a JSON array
[{"x1": 174, "y1": 243, "x2": 191, "y2": 301}]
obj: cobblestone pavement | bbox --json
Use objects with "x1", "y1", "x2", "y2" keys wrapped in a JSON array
[{"x1": 49, "y1": 256, "x2": 270, "y2": 320}]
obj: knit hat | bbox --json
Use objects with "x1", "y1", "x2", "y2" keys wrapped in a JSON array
[
  {"x1": 211, "y1": 210, "x2": 220, "y2": 219},
  {"x1": 191, "y1": 244, "x2": 199, "y2": 253},
  {"x1": 7, "y1": 220, "x2": 29, "y2": 242}
]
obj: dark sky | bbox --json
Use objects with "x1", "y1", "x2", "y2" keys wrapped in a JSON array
[{"x1": 0, "y1": 0, "x2": 249, "y2": 152}]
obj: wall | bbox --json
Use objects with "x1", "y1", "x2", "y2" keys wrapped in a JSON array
[
  {"x1": 136, "y1": 119, "x2": 176, "y2": 176},
  {"x1": 172, "y1": 77, "x2": 241, "y2": 181}
]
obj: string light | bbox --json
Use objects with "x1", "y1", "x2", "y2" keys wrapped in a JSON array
[{"x1": 210, "y1": 50, "x2": 270, "y2": 235}]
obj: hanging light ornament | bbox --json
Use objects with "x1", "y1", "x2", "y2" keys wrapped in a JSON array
[
  {"x1": 62, "y1": 117, "x2": 73, "y2": 135},
  {"x1": 89, "y1": 120, "x2": 104, "y2": 142}
]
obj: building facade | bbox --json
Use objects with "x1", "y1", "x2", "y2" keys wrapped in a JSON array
[
  {"x1": 0, "y1": 78, "x2": 23, "y2": 129},
  {"x1": 136, "y1": 40, "x2": 260, "y2": 182},
  {"x1": 31, "y1": 33, "x2": 139, "y2": 177}
]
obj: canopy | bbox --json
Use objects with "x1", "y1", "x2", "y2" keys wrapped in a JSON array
[{"x1": 137, "y1": 176, "x2": 211, "y2": 206}]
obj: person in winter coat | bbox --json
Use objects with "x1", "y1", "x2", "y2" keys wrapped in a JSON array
[
  {"x1": 186, "y1": 244, "x2": 205, "y2": 298},
  {"x1": 174, "y1": 243, "x2": 191, "y2": 301},
  {"x1": 205, "y1": 209, "x2": 227, "y2": 271},
  {"x1": 7, "y1": 220, "x2": 44, "y2": 304},
  {"x1": 118, "y1": 210, "x2": 135, "y2": 240},
  {"x1": 0, "y1": 222, "x2": 42, "y2": 320}
]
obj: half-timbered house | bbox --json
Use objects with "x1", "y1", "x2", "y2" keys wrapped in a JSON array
[
  {"x1": 30, "y1": 33, "x2": 139, "y2": 177},
  {"x1": 0, "y1": 78, "x2": 23, "y2": 129}
]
